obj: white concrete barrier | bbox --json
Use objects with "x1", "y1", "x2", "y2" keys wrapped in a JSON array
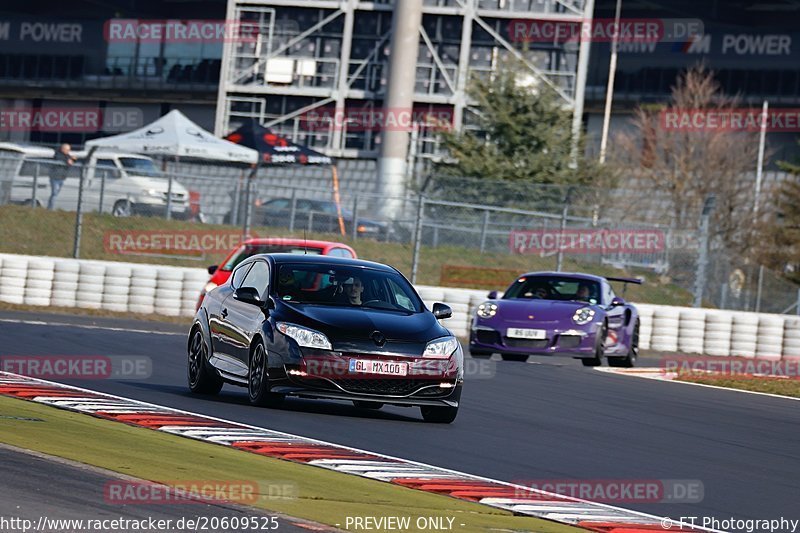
[{"x1": 3, "y1": 253, "x2": 800, "y2": 360}]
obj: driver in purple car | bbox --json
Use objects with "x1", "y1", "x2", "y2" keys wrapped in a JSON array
[{"x1": 575, "y1": 283, "x2": 592, "y2": 302}]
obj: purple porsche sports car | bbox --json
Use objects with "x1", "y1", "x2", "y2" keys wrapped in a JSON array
[{"x1": 469, "y1": 272, "x2": 641, "y2": 367}]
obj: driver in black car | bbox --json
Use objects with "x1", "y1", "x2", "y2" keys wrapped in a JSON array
[{"x1": 340, "y1": 276, "x2": 364, "y2": 306}]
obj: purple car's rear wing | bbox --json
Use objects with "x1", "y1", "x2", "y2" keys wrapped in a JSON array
[{"x1": 606, "y1": 276, "x2": 643, "y2": 285}]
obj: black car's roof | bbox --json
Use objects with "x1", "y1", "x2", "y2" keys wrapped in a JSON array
[{"x1": 255, "y1": 253, "x2": 398, "y2": 273}]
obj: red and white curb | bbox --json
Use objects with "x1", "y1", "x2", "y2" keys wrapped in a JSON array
[{"x1": 0, "y1": 372, "x2": 714, "y2": 533}]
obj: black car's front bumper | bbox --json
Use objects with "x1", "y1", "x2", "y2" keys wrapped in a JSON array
[{"x1": 270, "y1": 382, "x2": 462, "y2": 407}]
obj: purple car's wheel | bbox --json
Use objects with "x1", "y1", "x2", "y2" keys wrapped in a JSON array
[
  {"x1": 581, "y1": 322, "x2": 607, "y2": 367},
  {"x1": 609, "y1": 319, "x2": 639, "y2": 368},
  {"x1": 469, "y1": 349, "x2": 492, "y2": 359},
  {"x1": 187, "y1": 328, "x2": 223, "y2": 395}
]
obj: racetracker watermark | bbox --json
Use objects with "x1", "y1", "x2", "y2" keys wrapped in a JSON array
[
  {"x1": 513, "y1": 479, "x2": 703, "y2": 504},
  {"x1": 0, "y1": 107, "x2": 143, "y2": 133},
  {"x1": 662, "y1": 357, "x2": 800, "y2": 380},
  {"x1": 104, "y1": 230, "x2": 252, "y2": 256},
  {"x1": 510, "y1": 229, "x2": 665, "y2": 255},
  {"x1": 104, "y1": 19, "x2": 260, "y2": 43},
  {"x1": 299, "y1": 356, "x2": 494, "y2": 380},
  {"x1": 660, "y1": 108, "x2": 800, "y2": 133},
  {"x1": 0, "y1": 355, "x2": 152, "y2": 380},
  {"x1": 508, "y1": 18, "x2": 703, "y2": 43},
  {"x1": 104, "y1": 480, "x2": 297, "y2": 505},
  {"x1": 302, "y1": 106, "x2": 454, "y2": 132}
]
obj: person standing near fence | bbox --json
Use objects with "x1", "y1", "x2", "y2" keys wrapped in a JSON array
[{"x1": 48, "y1": 143, "x2": 75, "y2": 210}]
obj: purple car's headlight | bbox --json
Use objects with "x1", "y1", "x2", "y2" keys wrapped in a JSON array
[
  {"x1": 572, "y1": 307, "x2": 596, "y2": 325},
  {"x1": 477, "y1": 302, "x2": 498, "y2": 319}
]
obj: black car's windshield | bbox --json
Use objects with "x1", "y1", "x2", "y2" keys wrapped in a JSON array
[
  {"x1": 277, "y1": 264, "x2": 422, "y2": 312},
  {"x1": 222, "y1": 245, "x2": 322, "y2": 271},
  {"x1": 503, "y1": 276, "x2": 601, "y2": 305}
]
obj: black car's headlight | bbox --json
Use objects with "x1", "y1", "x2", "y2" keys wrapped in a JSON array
[
  {"x1": 423, "y1": 336, "x2": 459, "y2": 359},
  {"x1": 476, "y1": 302, "x2": 498, "y2": 318},
  {"x1": 277, "y1": 323, "x2": 332, "y2": 350},
  {"x1": 572, "y1": 307, "x2": 596, "y2": 325}
]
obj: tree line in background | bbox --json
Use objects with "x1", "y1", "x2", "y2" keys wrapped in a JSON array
[{"x1": 435, "y1": 61, "x2": 800, "y2": 285}]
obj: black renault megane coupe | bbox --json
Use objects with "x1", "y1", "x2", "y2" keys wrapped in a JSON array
[{"x1": 188, "y1": 254, "x2": 463, "y2": 423}]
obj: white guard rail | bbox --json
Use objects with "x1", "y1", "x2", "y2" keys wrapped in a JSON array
[{"x1": 1, "y1": 253, "x2": 798, "y2": 360}]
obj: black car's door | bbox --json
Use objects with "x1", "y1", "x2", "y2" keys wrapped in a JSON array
[
  {"x1": 209, "y1": 262, "x2": 251, "y2": 376},
  {"x1": 218, "y1": 259, "x2": 271, "y2": 368}
]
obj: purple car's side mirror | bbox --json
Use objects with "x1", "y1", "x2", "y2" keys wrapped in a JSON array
[
  {"x1": 487, "y1": 290, "x2": 498, "y2": 299},
  {"x1": 611, "y1": 297, "x2": 626, "y2": 307}
]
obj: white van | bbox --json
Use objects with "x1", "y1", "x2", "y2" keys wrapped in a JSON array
[{"x1": 0, "y1": 143, "x2": 191, "y2": 218}]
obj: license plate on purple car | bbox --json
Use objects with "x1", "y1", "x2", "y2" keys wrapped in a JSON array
[{"x1": 507, "y1": 328, "x2": 547, "y2": 340}]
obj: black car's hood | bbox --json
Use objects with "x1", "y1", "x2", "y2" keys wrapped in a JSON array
[{"x1": 281, "y1": 302, "x2": 448, "y2": 347}]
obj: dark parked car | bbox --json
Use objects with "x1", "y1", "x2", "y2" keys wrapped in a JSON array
[
  {"x1": 254, "y1": 198, "x2": 389, "y2": 238},
  {"x1": 469, "y1": 272, "x2": 641, "y2": 367},
  {"x1": 188, "y1": 254, "x2": 463, "y2": 423}
]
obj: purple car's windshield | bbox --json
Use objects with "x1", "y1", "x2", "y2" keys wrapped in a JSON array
[{"x1": 503, "y1": 276, "x2": 601, "y2": 304}]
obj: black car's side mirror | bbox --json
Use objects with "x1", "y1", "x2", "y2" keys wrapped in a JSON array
[
  {"x1": 610, "y1": 297, "x2": 626, "y2": 307},
  {"x1": 207, "y1": 265, "x2": 218, "y2": 275},
  {"x1": 432, "y1": 303, "x2": 452, "y2": 319},
  {"x1": 234, "y1": 287, "x2": 265, "y2": 307},
  {"x1": 487, "y1": 290, "x2": 498, "y2": 299}
]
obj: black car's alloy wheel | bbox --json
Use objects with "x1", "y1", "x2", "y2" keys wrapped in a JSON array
[
  {"x1": 248, "y1": 343, "x2": 284, "y2": 408},
  {"x1": 187, "y1": 329, "x2": 223, "y2": 394},
  {"x1": 420, "y1": 405, "x2": 459, "y2": 424}
]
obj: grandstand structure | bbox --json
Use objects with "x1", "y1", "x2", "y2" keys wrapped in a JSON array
[{"x1": 213, "y1": 0, "x2": 595, "y2": 172}]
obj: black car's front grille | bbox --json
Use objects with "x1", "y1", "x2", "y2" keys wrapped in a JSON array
[
  {"x1": 476, "y1": 330, "x2": 500, "y2": 344},
  {"x1": 332, "y1": 378, "x2": 443, "y2": 396},
  {"x1": 504, "y1": 338, "x2": 549, "y2": 349},
  {"x1": 289, "y1": 374, "x2": 449, "y2": 397}
]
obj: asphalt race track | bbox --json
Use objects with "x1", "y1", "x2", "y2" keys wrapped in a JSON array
[{"x1": 2, "y1": 311, "x2": 799, "y2": 527}]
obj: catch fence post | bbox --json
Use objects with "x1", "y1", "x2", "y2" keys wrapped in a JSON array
[{"x1": 411, "y1": 195, "x2": 425, "y2": 284}]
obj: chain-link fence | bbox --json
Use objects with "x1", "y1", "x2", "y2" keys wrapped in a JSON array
[{"x1": 0, "y1": 146, "x2": 797, "y2": 314}]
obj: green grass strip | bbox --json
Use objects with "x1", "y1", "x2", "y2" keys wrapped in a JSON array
[{"x1": 0, "y1": 395, "x2": 582, "y2": 532}]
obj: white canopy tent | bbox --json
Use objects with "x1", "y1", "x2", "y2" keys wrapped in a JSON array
[{"x1": 85, "y1": 110, "x2": 258, "y2": 164}]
